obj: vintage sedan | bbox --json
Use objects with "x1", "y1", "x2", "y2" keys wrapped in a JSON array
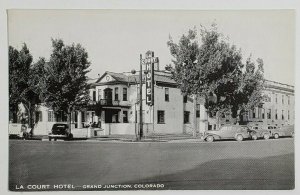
[
  {"x1": 204, "y1": 125, "x2": 250, "y2": 142},
  {"x1": 248, "y1": 126, "x2": 271, "y2": 140},
  {"x1": 48, "y1": 123, "x2": 73, "y2": 141},
  {"x1": 268, "y1": 125, "x2": 294, "y2": 139}
]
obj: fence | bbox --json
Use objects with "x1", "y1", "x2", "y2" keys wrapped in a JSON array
[{"x1": 102, "y1": 123, "x2": 154, "y2": 135}]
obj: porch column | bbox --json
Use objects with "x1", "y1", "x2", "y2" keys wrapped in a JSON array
[
  {"x1": 119, "y1": 109, "x2": 123, "y2": 123},
  {"x1": 77, "y1": 111, "x2": 82, "y2": 128},
  {"x1": 101, "y1": 110, "x2": 107, "y2": 135},
  {"x1": 101, "y1": 110, "x2": 105, "y2": 123}
]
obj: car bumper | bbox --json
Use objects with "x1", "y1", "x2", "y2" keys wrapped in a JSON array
[{"x1": 48, "y1": 134, "x2": 68, "y2": 138}]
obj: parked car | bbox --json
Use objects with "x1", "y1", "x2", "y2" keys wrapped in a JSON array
[
  {"x1": 268, "y1": 125, "x2": 294, "y2": 139},
  {"x1": 9, "y1": 123, "x2": 32, "y2": 139},
  {"x1": 48, "y1": 123, "x2": 73, "y2": 141},
  {"x1": 204, "y1": 125, "x2": 250, "y2": 142},
  {"x1": 248, "y1": 126, "x2": 271, "y2": 140}
]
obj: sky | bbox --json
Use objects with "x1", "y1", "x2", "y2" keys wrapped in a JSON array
[{"x1": 8, "y1": 9, "x2": 295, "y2": 85}]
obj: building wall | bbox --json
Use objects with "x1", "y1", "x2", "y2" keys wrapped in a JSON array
[
  {"x1": 30, "y1": 77, "x2": 295, "y2": 136},
  {"x1": 248, "y1": 81, "x2": 294, "y2": 127},
  {"x1": 92, "y1": 80, "x2": 199, "y2": 135},
  {"x1": 206, "y1": 80, "x2": 295, "y2": 128},
  {"x1": 29, "y1": 77, "x2": 294, "y2": 136},
  {"x1": 32, "y1": 105, "x2": 53, "y2": 135},
  {"x1": 153, "y1": 85, "x2": 185, "y2": 134}
]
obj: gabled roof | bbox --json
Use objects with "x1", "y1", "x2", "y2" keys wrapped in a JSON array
[{"x1": 93, "y1": 70, "x2": 177, "y2": 86}]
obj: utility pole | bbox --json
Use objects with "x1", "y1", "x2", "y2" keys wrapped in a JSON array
[{"x1": 139, "y1": 54, "x2": 143, "y2": 140}]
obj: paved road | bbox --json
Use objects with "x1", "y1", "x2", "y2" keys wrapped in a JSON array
[{"x1": 9, "y1": 138, "x2": 294, "y2": 191}]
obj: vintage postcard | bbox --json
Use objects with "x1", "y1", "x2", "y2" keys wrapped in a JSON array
[{"x1": 7, "y1": 9, "x2": 295, "y2": 191}]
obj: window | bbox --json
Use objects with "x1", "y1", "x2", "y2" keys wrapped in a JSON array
[
  {"x1": 288, "y1": 96, "x2": 290, "y2": 105},
  {"x1": 208, "y1": 124, "x2": 212, "y2": 131},
  {"x1": 55, "y1": 111, "x2": 67, "y2": 122},
  {"x1": 184, "y1": 111, "x2": 190, "y2": 124},
  {"x1": 157, "y1": 110, "x2": 165, "y2": 124},
  {"x1": 115, "y1": 87, "x2": 119, "y2": 100},
  {"x1": 35, "y1": 111, "x2": 43, "y2": 122},
  {"x1": 262, "y1": 108, "x2": 265, "y2": 119},
  {"x1": 282, "y1": 95, "x2": 284, "y2": 104},
  {"x1": 275, "y1": 109, "x2": 278, "y2": 120},
  {"x1": 275, "y1": 94, "x2": 278, "y2": 103},
  {"x1": 221, "y1": 126, "x2": 228, "y2": 131},
  {"x1": 123, "y1": 111, "x2": 128, "y2": 123},
  {"x1": 81, "y1": 111, "x2": 85, "y2": 122},
  {"x1": 48, "y1": 110, "x2": 55, "y2": 122},
  {"x1": 282, "y1": 110, "x2": 284, "y2": 120},
  {"x1": 196, "y1": 104, "x2": 200, "y2": 118},
  {"x1": 123, "y1": 88, "x2": 127, "y2": 101},
  {"x1": 183, "y1": 95, "x2": 187, "y2": 103},
  {"x1": 98, "y1": 89, "x2": 102, "y2": 101},
  {"x1": 165, "y1": 88, "x2": 169, "y2": 102},
  {"x1": 252, "y1": 108, "x2": 256, "y2": 118},
  {"x1": 267, "y1": 109, "x2": 271, "y2": 119},
  {"x1": 288, "y1": 110, "x2": 290, "y2": 120},
  {"x1": 93, "y1": 91, "x2": 96, "y2": 101}
]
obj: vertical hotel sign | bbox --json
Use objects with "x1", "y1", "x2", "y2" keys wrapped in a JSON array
[{"x1": 145, "y1": 51, "x2": 159, "y2": 106}]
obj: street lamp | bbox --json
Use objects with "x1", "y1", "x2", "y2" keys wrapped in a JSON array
[
  {"x1": 139, "y1": 54, "x2": 143, "y2": 140},
  {"x1": 131, "y1": 54, "x2": 146, "y2": 141}
]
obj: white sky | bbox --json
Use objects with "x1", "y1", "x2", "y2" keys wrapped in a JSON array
[{"x1": 8, "y1": 9, "x2": 295, "y2": 85}]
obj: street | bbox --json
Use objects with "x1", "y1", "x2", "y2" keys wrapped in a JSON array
[{"x1": 9, "y1": 138, "x2": 294, "y2": 191}]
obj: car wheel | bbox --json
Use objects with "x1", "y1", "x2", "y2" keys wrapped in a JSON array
[
  {"x1": 69, "y1": 133, "x2": 73, "y2": 140},
  {"x1": 54, "y1": 138, "x2": 57, "y2": 141},
  {"x1": 263, "y1": 133, "x2": 270, "y2": 140},
  {"x1": 236, "y1": 134, "x2": 243, "y2": 142},
  {"x1": 252, "y1": 134, "x2": 258, "y2": 140},
  {"x1": 49, "y1": 137, "x2": 51, "y2": 141},
  {"x1": 274, "y1": 133, "x2": 279, "y2": 139},
  {"x1": 206, "y1": 136, "x2": 214, "y2": 142}
]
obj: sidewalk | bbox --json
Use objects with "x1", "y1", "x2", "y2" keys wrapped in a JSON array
[
  {"x1": 20, "y1": 133, "x2": 205, "y2": 143},
  {"x1": 89, "y1": 133, "x2": 205, "y2": 143}
]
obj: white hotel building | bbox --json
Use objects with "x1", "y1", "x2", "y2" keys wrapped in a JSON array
[{"x1": 31, "y1": 58, "x2": 294, "y2": 136}]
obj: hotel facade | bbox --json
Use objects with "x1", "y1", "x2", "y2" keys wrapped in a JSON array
[{"x1": 29, "y1": 54, "x2": 294, "y2": 136}]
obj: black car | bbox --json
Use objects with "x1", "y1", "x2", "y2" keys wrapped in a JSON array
[{"x1": 48, "y1": 123, "x2": 73, "y2": 141}]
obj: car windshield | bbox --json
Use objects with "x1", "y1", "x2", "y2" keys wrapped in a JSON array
[{"x1": 52, "y1": 124, "x2": 68, "y2": 130}]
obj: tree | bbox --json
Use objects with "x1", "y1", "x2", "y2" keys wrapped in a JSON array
[
  {"x1": 167, "y1": 24, "x2": 265, "y2": 125},
  {"x1": 236, "y1": 57, "x2": 265, "y2": 123},
  {"x1": 34, "y1": 39, "x2": 91, "y2": 128},
  {"x1": 9, "y1": 44, "x2": 39, "y2": 127}
]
